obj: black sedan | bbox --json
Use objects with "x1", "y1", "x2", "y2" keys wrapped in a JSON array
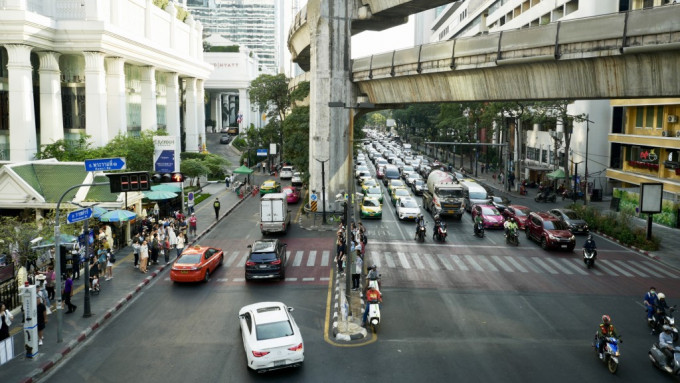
[
  {"x1": 219, "y1": 135, "x2": 231, "y2": 144},
  {"x1": 490, "y1": 195, "x2": 511, "y2": 213},
  {"x1": 548, "y1": 208, "x2": 589, "y2": 234}
]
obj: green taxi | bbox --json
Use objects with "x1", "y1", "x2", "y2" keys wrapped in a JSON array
[
  {"x1": 259, "y1": 180, "x2": 281, "y2": 196},
  {"x1": 360, "y1": 196, "x2": 383, "y2": 219},
  {"x1": 390, "y1": 187, "x2": 411, "y2": 206},
  {"x1": 363, "y1": 185, "x2": 383, "y2": 203}
]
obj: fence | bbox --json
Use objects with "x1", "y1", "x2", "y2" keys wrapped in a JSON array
[{"x1": 0, "y1": 277, "x2": 19, "y2": 310}]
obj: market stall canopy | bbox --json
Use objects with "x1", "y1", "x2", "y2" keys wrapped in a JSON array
[
  {"x1": 92, "y1": 206, "x2": 109, "y2": 218},
  {"x1": 151, "y1": 184, "x2": 182, "y2": 193},
  {"x1": 99, "y1": 209, "x2": 137, "y2": 222},
  {"x1": 546, "y1": 168, "x2": 566, "y2": 180},
  {"x1": 233, "y1": 165, "x2": 254, "y2": 174},
  {"x1": 143, "y1": 190, "x2": 178, "y2": 200}
]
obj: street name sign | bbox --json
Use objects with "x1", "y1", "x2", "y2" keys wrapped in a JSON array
[
  {"x1": 85, "y1": 158, "x2": 126, "y2": 172},
  {"x1": 67, "y1": 208, "x2": 93, "y2": 224}
]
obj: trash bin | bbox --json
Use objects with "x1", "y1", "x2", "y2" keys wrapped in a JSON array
[{"x1": 591, "y1": 189, "x2": 602, "y2": 202}]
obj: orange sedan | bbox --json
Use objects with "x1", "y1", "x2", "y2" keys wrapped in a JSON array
[{"x1": 170, "y1": 246, "x2": 224, "y2": 283}]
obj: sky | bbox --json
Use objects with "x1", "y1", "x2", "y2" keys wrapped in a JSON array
[{"x1": 283, "y1": 1, "x2": 415, "y2": 75}]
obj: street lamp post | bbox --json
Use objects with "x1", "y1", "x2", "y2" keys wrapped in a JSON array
[{"x1": 315, "y1": 158, "x2": 329, "y2": 224}]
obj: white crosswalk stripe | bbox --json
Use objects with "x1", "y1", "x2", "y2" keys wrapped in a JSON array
[
  {"x1": 490, "y1": 256, "x2": 514, "y2": 273},
  {"x1": 321, "y1": 250, "x2": 330, "y2": 267},
  {"x1": 531, "y1": 257, "x2": 559, "y2": 274},
  {"x1": 437, "y1": 254, "x2": 455, "y2": 271},
  {"x1": 411, "y1": 253, "x2": 426, "y2": 269},
  {"x1": 293, "y1": 250, "x2": 303, "y2": 267},
  {"x1": 371, "y1": 251, "x2": 382, "y2": 268},
  {"x1": 397, "y1": 252, "x2": 411, "y2": 269},
  {"x1": 641, "y1": 261, "x2": 680, "y2": 279},
  {"x1": 285, "y1": 250, "x2": 291, "y2": 266},
  {"x1": 307, "y1": 250, "x2": 317, "y2": 267},
  {"x1": 592, "y1": 261, "x2": 618, "y2": 276},
  {"x1": 557, "y1": 258, "x2": 589, "y2": 275},
  {"x1": 384, "y1": 252, "x2": 397, "y2": 268},
  {"x1": 504, "y1": 256, "x2": 529, "y2": 273},
  {"x1": 422, "y1": 254, "x2": 439, "y2": 270},
  {"x1": 451, "y1": 255, "x2": 469, "y2": 272},
  {"x1": 611, "y1": 260, "x2": 648, "y2": 277},
  {"x1": 602, "y1": 261, "x2": 633, "y2": 277},
  {"x1": 544, "y1": 258, "x2": 573, "y2": 275},
  {"x1": 236, "y1": 252, "x2": 248, "y2": 267},
  {"x1": 225, "y1": 251, "x2": 240, "y2": 267},
  {"x1": 464, "y1": 255, "x2": 484, "y2": 272},
  {"x1": 476, "y1": 256, "x2": 499, "y2": 272}
]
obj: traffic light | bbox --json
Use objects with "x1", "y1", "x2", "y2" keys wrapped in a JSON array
[
  {"x1": 152, "y1": 172, "x2": 185, "y2": 183},
  {"x1": 106, "y1": 172, "x2": 151, "y2": 193}
]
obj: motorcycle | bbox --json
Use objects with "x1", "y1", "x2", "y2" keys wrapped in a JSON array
[
  {"x1": 650, "y1": 306, "x2": 679, "y2": 341},
  {"x1": 433, "y1": 222, "x2": 447, "y2": 242},
  {"x1": 562, "y1": 189, "x2": 584, "y2": 201},
  {"x1": 583, "y1": 248, "x2": 597, "y2": 268},
  {"x1": 506, "y1": 228, "x2": 519, "y2": 246},
  {"x1": 593, "y1": 334, "x2": 621, "y2": 374},
  {"x1": 416, "y1": 222, "x2": 426, "y2": 242},
  {"x1": 474, "y1": 222, "x2": 485, "y2": 238},
  {"x1": 534, "y1": 190, "x2": 557, "y2": 203},
  {"x1": 366, "y1": 298, "x2": 381, "y2": 334},
  {"x1": 649, "y1": 342, "x2": 680, "y2": 375}
]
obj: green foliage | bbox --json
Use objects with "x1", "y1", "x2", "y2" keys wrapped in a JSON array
[
  {"x1": 38, "y1": 136, "x2": 96, "y2": 162},
  {"x1": 248, "y1": 74, "x2": 291, "y2": 159},
  {"x1": 209, "y1": 45, "x2": 240, "y2": 53},
  {"x1": 153, "y1": 0, "x2": 168, "y2": 9},
  {"x1": 290, "y1": 81, "x2": 310, "y2": 103},
  {"x1": 569, "y1": 204, "x2": 661, "y2": 251},
  {"x1": 232, "y1": 136, "x2": 247, "y2": 151},
  {"x1": 175, "y1": 5, "x2": 189, "y2": 22},
  {"x1": 283, "y1": 106, "x2": 309, "y2": 181},
  {"x1": 613, "y1": 189, "x2": 678, "y2": 227},
  {"x1": 180, "y1": 159, "x2": 209, "y2": 187}
]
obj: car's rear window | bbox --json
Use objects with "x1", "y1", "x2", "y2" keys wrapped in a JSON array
[
  {"x1": 176, "y1": 253, "x2": 201, "y2": 264},
  {"x1": 256, "y1": 320, "x2": 294, "y2": 340},
  {"x1": 363, "y1": 199, "x2": 380, "y2": 207},
  {"x1": 564, "y1": 211, "x2": 579, "y2": 219},
  {"x1": 249, "y1": 252, "x2": 277, "y2": 262},
  {"x1": 385, "y1": 168, "x2": 400, "y2": 178},
  {"x1": 544, "y1": 220, "x2": 569, "y2": 230},
  {"x1": 481, "y1": 207, "x2": 500, "y2": 215}
]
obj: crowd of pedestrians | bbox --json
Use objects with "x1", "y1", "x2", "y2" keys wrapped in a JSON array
[{"x1": 335, "y1": 221, "x2": 368, "y2": 290}]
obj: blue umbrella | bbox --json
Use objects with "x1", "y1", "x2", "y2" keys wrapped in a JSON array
[
  {"x1": 99, "y1": 209, "x2": 137, "y2": 222},
  {"x1": 92, "y1": 206, "x2": 109, "y2": 218},
  {"x1": 143, "y1": 190, "x2": 178, "y2": 200},
  {"x1": 151, "y1": 184, "x2": 182, "y2": 193}
]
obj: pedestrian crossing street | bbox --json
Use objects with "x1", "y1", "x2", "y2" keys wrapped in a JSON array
[{"x1": 163, "y1": 248, "x2": 679, "y2": 281}]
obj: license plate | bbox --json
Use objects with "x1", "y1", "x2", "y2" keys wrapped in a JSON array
[
  {"x1": 561, "y1": 245, "x2": 567, "y2": 248},
  {"x1": 446, "y1": 210, "x2": 454, "y2": 214},
  {"x1": 274, "y1": 360, "x2": 286, "y2": 367},
  {"x1": 259, "y1": 265, "x2": 268, "y2": 268},
  {"x1": 181, "y1": 271, "x2": 188, "y2": 274}
]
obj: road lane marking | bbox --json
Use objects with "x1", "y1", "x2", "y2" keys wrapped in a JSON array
[
  {"x1": 544, "y1": 258, "x2": 573, "y2": 274},
  {"x1": 611, "y1": 260, "x2": 648, "y2": 277},
  {"x1": 423, "y1": 254, "x2": 440, "y2": 270},
  {"x1": 592, "y1": 261, "x2": 619, "y2": 276},
  {"x1": 517, "y1": 257, "x2": 542, "y2": 273},
  {"x1": 384, "y1": 252, "x2": 396, "y2": 268},
  {"x1": 370, "y1": 251, "x2": 382, "y2": 268},
  {"x1": 411, "y1": 253, "x2": 425, "y2": 269},
  {"x1": 226, "y1": 251, "x2": 240, "y2": 267},
  {"x1": 285, "y1": 277, "x2": 298, "y2": 281},
  {"x1": 285, "y1": 250, "x2": 291, "y2": 266},
  {"x1": 451, "y1": 255, "x2": 469, "y2": 271},
  {"x1": 236, "y1": 252, "x2": 249, "y2": 267},
  {"x1": 490, "y1": 255, "x2": 514, "y2": 273},
  {"x1": 531, "y1": 257, "x2": 559, "y2": 274},
  {"x1": 307, "y1": 250, "x2": 317, "y2": 267},
  {"x1": 302, "y1": 277, "x2": 315, "y2": 281},
  {"x1": 504, "y1": 256, "x2": 529, "y2": 273},
  {"x1": 463, "y1": 255, "x2": 484, "y2": 272},
  {"x1": 321, "y1": 250, "x2": 330, "y2": 266},
  {"x1": 601, "y1": 260, "x2": 633, "y2": 277},
  {"x1": 437, "y1": 254, "x2": 455, "y2": 271},
  {"x1": 557, "y1": 258, "x2": 588, "y2": 275},
  {"x1": 397, "y1": 252, "x2": 411, "y2": 269},
  {"x1": 641, "y1": 261, "x2": 680, "y2": 279},
  {"x1": 293, "y1": 250, "x2": 304, "y2": 267}
]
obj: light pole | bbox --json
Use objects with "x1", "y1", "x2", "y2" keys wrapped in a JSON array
[
  {"x1": 571, "y1": 160, "x2": 583, "y2": 203},
  {"x1": 314, "y1": 157, "x2": 329, "y2": 224}
]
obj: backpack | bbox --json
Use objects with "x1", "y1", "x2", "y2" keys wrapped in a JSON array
[{"x1": 108, "y1": 251, "x2": 116, "y2": 263}]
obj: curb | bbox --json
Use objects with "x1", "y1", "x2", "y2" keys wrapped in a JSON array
[
  {"x1": 594, "y1": 230, "x2": 656, "y2": 259},
  {"x1": 330, "y1": 273, "x2": 368, "y2": 341}
]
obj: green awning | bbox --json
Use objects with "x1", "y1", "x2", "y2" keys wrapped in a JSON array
[
  {"x1": 233, "y1": 165, "x2": 254, "y2": 174},
  {"x1": 546, "y1": 168, "x2": 566, "y2": 180}
]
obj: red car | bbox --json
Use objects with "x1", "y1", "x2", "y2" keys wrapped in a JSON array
[
  {"x1": 376, "y1": 165, "x2": 385, "y2": 179},
  {"x1": 170, "y1": 246, "x2": 224, "y2": 283},
  {"x1": 471, "y1": 204, "x2": 505, "y2": 229},
  {"x1": 283, "y1": 186, "x2": 300, "y2": 204},
  {"x1": 502, "y1": 205, "x2": 531, "y2": 230},
  {"x1": 525, "y1": 212, "x2": 575, "y2": 251}
]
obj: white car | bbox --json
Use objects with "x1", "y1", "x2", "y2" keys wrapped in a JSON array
[
  {"x1": 238, "y1": 302, "x2": 304, "y2": 373},
  {"x1": 396, "y1": 196, "x2": 421, "y2": 220},
  {"x1": 291, "y1": 172, "x2": 303, "y2": 187},
  {"x1": 279, "y1": 166, "x2": 294, "y2": 179}
]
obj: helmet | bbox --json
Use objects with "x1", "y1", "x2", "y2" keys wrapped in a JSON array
[
  {"x1": 663, "y1": 325, "x2": 672, "y2": 332},
  {"x1": 588, "y1": 235, "x2": 593, "y2": 240},
  {"x1": 658, "y1": 293, "x2": 666, "y2": 300},
  {"x1": 602, "y1": 315, "x2": 611, "y2": 324},
  {"x1": 434, "y1": 214, "x2": 440, "y2": 220},
  {"x1": 509, "y1": 217, "x2": 515, "y2": 222},
  {"x1": 371, "y1": 265, "x2": 377, "y2": 270}
]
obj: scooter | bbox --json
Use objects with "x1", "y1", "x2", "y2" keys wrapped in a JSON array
[
  {"x1": 90, "y1": 275, "x2": 100, "y2": 295},
  {"x1": 433, "y1": 222, "x2": 447, "y2": 242},
  {"x1": 534, "y1": 190, "x2": 557, "y2": 203},
  {"x1": 474, "y1": 222, "x2": 485, "y2": 238},
  {"x1": 583, "y1": 248, "x2": 597, "y2": 268},
  {"x1": 593, "y1": 333, "x2": 621, "y2": 374},
  {"x1": 651, "y1": 306, "x2": 679, "y2": 341},
  {"x1": 416, "y1": 222, "x2": 427, "y2": 242},
  {"x1": 649, "y1": 342, "x2": 680, "y2": 375},
  {"x1": 367, "y1": 299, "x2": 381, "y2": 334},
  {"x1": 506, "y1": 228, "x2": 519, "y2": 246},
  {"x1": 562, "y1": 189, "x2": 584, "y2": 201}
]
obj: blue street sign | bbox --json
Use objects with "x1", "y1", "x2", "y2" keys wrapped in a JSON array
[
  {"x1": 310, "y1": 194, "x2": 318, "y2": 201},
  {"x1": 155, "y1": 150, "x2": 175, "y2": 173},
  {"x1": 67, "y1": 208, "x2": 93, "y2": 224},
  {"x1": 256, "y1": 149, "x2": 268, "y2": 157},
  {"x1": 85, "y1": 157, "x2": 126, "y2": 172}
]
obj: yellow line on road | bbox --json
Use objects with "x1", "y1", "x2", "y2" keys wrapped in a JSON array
[{"x1": 323, "y1": 268, "x2": 377, "y2": 346}]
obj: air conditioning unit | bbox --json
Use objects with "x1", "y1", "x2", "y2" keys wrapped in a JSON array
[
  {"x1": 662, "y1": 130, "x2": 671, "y2": 137},
  {"x1": 676, "y1": 131, "x2": 680, "y2": 137},
  {"x1": 668, "y1": 115, "x2": 679, "y2": 123}
]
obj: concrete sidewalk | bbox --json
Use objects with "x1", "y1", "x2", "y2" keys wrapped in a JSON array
[{"x1": 1, "y1": 180, "x2": 249, "y2": 383}]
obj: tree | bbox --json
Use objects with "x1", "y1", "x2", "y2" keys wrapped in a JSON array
[
  {"x1": 248, "y1": 74, "x2": 292, "y2": 162},
  {"x1": 180, "y1": 159, "x2": 209, "y2": 187},
  {"x1": 283, "y1": 106, "x2": 310, "y2": 183}
]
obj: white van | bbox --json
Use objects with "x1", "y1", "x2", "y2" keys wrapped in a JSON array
[
  {"x1": 461, "y1": 181, "x2": 491, "y2": 212},
  {"x1": 260, "y1": 193, "x2": 291, "y2": 234}
]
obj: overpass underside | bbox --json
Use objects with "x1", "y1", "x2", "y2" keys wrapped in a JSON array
[{"x1": 355, "y1": 51, "x2": 680, "y2": 104}]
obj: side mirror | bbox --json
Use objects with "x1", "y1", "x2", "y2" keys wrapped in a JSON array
[
  {"x1": 288, "y1": 307, "x2": 294, "y2": 312},
  {"x1": 247, "y1": 244, "x2": 252, "y2": 249}
]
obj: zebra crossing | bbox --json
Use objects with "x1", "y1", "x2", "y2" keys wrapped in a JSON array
[{"x1": 185, "y1": 248, "x2": 679, "y2": 280}]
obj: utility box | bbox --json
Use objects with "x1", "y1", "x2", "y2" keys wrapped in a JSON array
[{"x1": 591, "y1": 189, "x2": 602, "y2": 202}]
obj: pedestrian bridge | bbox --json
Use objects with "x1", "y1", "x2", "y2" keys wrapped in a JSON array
[{"x1": 350, "y1": 4, "x2": 680, "y2": 104}]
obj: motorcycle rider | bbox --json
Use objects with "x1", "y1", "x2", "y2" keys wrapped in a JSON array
[
  {"x1": 645, "y1": 287, "x2": 659, "y2": 324},
  {"x1": 597, "y1": 314, "x2": 619, "y2": 360},
  {"x1": 415, "y1": 214, "x2": 425, "y2": 240},
  {"x1": 504, "y1": 217, "x2": 518, "y2": 238},
  {"x1": 653, "y1": 293, "x2": 671, "y2": 333},
  {"x1": 366, "y1": 264, "x2": 381, "y2": 293},
  {"x1": 583, "y1": 235, "x2": 597, "y2": 255},
  {"x1": 660, "y1": 324, "x2": 675, "y2": 367},
  {"x1": 362, "y1": 285, "x2": 382, "y2": 327},
  {"x1": 473, "y1": 213, "x2": 483, "y2": 236}
]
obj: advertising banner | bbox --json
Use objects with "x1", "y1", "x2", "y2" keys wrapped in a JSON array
[{"x1": 153, "y1": 136, "x2": 180, "y2": 173}]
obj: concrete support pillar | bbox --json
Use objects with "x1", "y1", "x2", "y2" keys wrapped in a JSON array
[
  {"x1": 197, "y1": 79, "x2": 205, "y2": 136},
  {"x1": 215, "y1": 94, "x2": 222, "y2": 132},
  {"x1": 165, "y1": 72, "x2": 181, "y2": 138},
  {"x1": 37, "y1": 51, "x2": 64, "y2": 147},
  {"x1": 6, "y1": 44, "x2": 38, "y2": 162},
  {"x1": 83, "y1": 51, "x2": 109, "y2": 147},
  {"x1": 141, "y1": 66, "x2": 158, "y2": 131},
  {"x1": 145, "y1": 0, "x2": 153, "y2": 40},
  {"x1": 239, "y1": 88, "x2": 248, "y2": 130},
  {"x1": 110, "y1": 0, "x2": 120, "y2": 25},
  {"x1": 307, "y1": 0, "x2": 352, "y2": 210},
  {"x1": 184, "y1": 77, "x2": 199, "y2": 152},
  {"x1": 167, "y1": 2, "x2": 178, "y2": 51},
  {"x1": 105, "y1": 57, "x2": 127, "y2": 138}
]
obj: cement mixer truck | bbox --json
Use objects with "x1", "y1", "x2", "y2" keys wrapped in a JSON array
[{"x1": 422, "y1": 170, "x2": 465, "y2": 220}]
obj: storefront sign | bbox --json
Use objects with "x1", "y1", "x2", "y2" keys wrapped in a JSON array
[{"x1": 663, "y1": 150, "x2": 680, "y2": 169}]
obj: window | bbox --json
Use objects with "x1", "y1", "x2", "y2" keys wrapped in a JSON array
[
  {"x1": 645, "y1": 107, "x2": 654, "y2": 129},
  {"x1": 656, "y1": 107, "x2": 664, "y2": 129}
]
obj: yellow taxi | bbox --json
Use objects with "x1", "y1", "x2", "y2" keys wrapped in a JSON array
[
  {"x1": 259, "y1": 180, "x2": 281, "y2": 196},
  {"x1": 360, "y1": 178, "x2": 379, "y2": 192},
  {"x1": 360, "y1": 196, "x2": 383, "y2": 219}
]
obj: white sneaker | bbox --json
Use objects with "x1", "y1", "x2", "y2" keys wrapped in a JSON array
[
  {"x1": 39, "y1": 339, "x2": 43, "y2": 346},
  {"x1": 599, "y1": 353, "x2": 604, "y2": 360}
]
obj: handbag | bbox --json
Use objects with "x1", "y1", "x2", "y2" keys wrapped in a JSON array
[{"x1": 4, "y1": 309, "x2": 12, "y2": 327}]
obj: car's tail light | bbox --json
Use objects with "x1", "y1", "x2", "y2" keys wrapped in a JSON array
[
  {"x1": 252, "y1": 350, "x2": 270, "y2": 357},
  {"x1": 288, "y1": 343, "x2": 303, "y2": 352},
  {"x1": 271, "y1": 259, "x2": 281, "y2": 265},
  {"x1": 245, "y1": 261, "x2": 255, "y2": 266}
]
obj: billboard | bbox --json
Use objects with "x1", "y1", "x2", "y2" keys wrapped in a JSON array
[{"x1": 153, "y1": 136, "x2": 180, "y2": 173}]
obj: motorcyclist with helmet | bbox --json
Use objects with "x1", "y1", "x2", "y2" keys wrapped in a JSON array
[
  {"x1": 415, "y1": 214, "x2": 426, "y2": 240},
  {"x1": 660, "y1": 324, "x2": 676, "y2": 367},
  {"x1": 473, "y1": 213, "x2": 483, "y2": 236},
  {"x1": 653, "y1": 292, "x2": 672, "y2": 333},
  {"x1": 597, "y1": 314, "x2": 620, "y2": 360},
  {"x1": 584, "y1": 235, "x2": 597, "y2": 254},
  {"x1": 366, "y1": 264, "x2": 381, "y2": 293},
  {"x1": 645, "y1": 286, "x2": 659, "y2": 324},
  {"x1": 504, "y1": 217, "x2": 518, "y2": 238}
]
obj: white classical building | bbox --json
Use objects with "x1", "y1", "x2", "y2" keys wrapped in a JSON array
[{"x1": 0, "y1": 0, "x2": 213, "y2": 162}]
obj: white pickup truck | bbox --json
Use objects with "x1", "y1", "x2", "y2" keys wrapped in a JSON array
[{"x1": 260, "y1": 193, "x2": 291, "y2": 234}]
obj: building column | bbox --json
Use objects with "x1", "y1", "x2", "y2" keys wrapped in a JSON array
[
  {"x1": 105, "y1": 57, "x2": 127, "y2": 138},
  {"x1": 37, "y1": 51, "x2": 64, "y2": 147},
  {"x1": 197, "y1": 79, "x2": 205, "y2": 136},
  {"x1": 83, "y1": 51, "x2": 109, "y2": 147},
  {"x1": 141, "y1": 66, "x2": 158, "y2": 131},
  {"x1": 6, "y1": 44, "x2": 38, "y2": 162},
  {"x1": 239, "y1": 88, "x2": 249, "y2": 130},
  {"x1": 215, "y1": 94, "x2": 222, "y2": 132},
  {"x1": 184, "y1": 77, "x2": 199, "y2": 152},
  {"x1": 165, "y1": 72, "x2": 181, "y2": 138},
  {"x1": 308, "y1": 0, "x2": 352, "y2": 209}
]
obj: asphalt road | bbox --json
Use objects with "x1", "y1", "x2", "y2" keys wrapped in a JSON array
[{"x1": 37, "y1": 144, "x2": 679, "y2": 382}]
